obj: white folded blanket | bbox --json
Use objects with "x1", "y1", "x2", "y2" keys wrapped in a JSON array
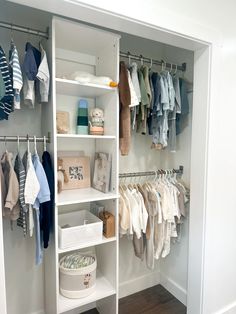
[{"x1": 68, "y1": 71, "x2": 114, "y2": 86}]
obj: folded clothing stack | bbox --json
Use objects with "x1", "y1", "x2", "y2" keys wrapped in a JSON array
[
  {"x1": 68, "y1": 71, "x2": 117, "y2": 87},
  {"x1": 60, "y1": 252, "x2": 95, "y2": 269},
  {"x1": 77, "y1": 99, "x2": 88, "y2": 134}
]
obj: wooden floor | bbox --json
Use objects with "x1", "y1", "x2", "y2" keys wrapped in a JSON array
[{"x1": 83, "y1": 285, "x2": 186, "y2": 314}]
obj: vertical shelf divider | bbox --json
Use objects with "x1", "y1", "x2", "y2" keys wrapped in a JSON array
[{"x1": 45, "y1": 16, "x2": 120, "y2": 314}]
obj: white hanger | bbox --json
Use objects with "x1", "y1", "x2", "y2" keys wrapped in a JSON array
[
  {"x1": 171, "y1": 169, "x2": 177, "y2": 183},
  {"x1": 34, "y1": 136, "x2": 37, "y2": 155},
  {"x1": 128, "y1": 52, "x2": 131, "y2": 66},
  {"x1": 43, "y1": 135, "x2": 47, "y2": 152},
  {"x1": 4, "y1": 136, "x2": 8, "y2": 153},
  {"x1": 164, "y1": 170, "x2": 169, "y2": 183},
  {"x1": 17, "y1": 136, "x2": 20, "y2": 153},
  {"x1": 140, "y1": 55, "x2": 144, "y2": 66},
  {"x1": 150, "y1": 58, "x2": 153, "y2": 69},
  {"x1": 10, "y1": 24, "x2": 14, "y2": 43},
  {"x1": 161, "y1": 60, "x2": 166, "y2": 72}
]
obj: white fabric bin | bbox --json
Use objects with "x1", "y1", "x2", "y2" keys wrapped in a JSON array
[
  {"x1": 60, "y1": 252, "x2": 97, "y2": 298},
  {"x1": 58, "y1": 210, "x2": 103, "y2": 249}
]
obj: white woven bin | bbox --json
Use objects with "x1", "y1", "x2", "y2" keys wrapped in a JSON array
[
  {"x1": 59, "y1": 253, "x2": 97, "y2": 299},
  {"x1": 58, "y1": 210, "x2": 103, "y2": 249}
]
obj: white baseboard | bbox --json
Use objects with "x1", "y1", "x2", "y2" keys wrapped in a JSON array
[
  {"x1": 214, "y1": 300, "x2": 236, "y2": 314},
  {"x1": 119, "y1": 271, "x2": 160, "y2": 299},
  {"x1": 160, "y1": 273, "x2": 187, "y2": 306}
]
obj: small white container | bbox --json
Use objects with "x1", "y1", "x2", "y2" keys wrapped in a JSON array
[
  {"x1": 58, "y1": 210, "x2": 103, "y2": 249},
  {"x1": 60, "y1": 252, "x2": 97, "y2": 298}
]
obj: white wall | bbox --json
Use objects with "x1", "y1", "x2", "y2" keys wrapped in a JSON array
[{"x1": 0, "y1": 1, "x2": 51, "y2": 314}]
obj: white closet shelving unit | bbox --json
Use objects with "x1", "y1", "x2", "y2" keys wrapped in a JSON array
[{"x1": 44, "y1": 17, "x2": 120, "y2": 314}]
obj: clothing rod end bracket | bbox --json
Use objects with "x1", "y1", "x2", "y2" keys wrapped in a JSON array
[{"x1": 182, "y1": 63, "x2": 187, "y2": 72}]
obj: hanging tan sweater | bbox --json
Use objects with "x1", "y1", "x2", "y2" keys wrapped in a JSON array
[
  {"x1": 1, "y1": 152, "x2": 20, "y2": 220},
  {"x1": 119, "y1": 61, "x2": 131, "y2": 156}
]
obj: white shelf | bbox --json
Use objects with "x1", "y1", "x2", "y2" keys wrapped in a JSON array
[
  {"x1": 57, "y1": 134, "x2": 116, "y2": 140},
  {"x1": 55, "y1": 78, "x2": 117, "y2": 97},
  {"x1": 57, "y1": 188, "x2": 119, "y2": 206},
  {"x1": 58, "y1": 236, "x2": 116, "y2": 254},
  {"x1": 58, "y1": 273, "x2": 116, "y2": 313}
]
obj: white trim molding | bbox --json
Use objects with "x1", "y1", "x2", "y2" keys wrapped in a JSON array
[
  {"x1": 160, "y1": 273, "x2": 187, "y2": 306},
  {"x1": 119, "y1": 271, "x2": 160, "y2": 299},
  {"x1": 214, "y1": 301, "x2": 236, "y2": 314}
]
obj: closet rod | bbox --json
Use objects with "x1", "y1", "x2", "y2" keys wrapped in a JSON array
[
  {"x1": 120, "y1": 51, "x2": 187, "y2": 72},
  {"x1": 0, "y1": 134, "x2": 50, "y2": 143},
  {"x1": 0, "y1": 21, "x2": 49, "y2": 39},
  {"x1": 119, "y1": 165, "x2": 184, "y2": 178}
]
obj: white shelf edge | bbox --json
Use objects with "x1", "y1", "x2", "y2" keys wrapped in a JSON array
[
  {"x1": 55, "y1": 77, "x2": 116, "y2": 92},
  {"x1": 57, "y1": 195, "x2": 119, "y2": 206},
  {"x1": 57, "y1": 134, "x2": 116, "y2": 140},
  {"x1": 56, "y1": 188, "x2": 119, "y2": 206},
  {"x1": 58, "y1": 236, "x2": 116, "y2": 254},
  {"x1": 58, "y1": 272, "x2": 116, "y2": 313}
]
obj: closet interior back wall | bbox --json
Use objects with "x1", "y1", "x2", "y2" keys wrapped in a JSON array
[
  {"x1": 118, "y1": 32, "x2": 194, "y2": 303},
  {"x1": 0, "y1": 1, "x2": 52, "y2": 314}
]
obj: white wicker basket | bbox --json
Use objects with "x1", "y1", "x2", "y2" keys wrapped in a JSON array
[
  {"x1": 58, "y1": 210, "x2": 103, "y2": 249},
  {"x1": 59, "y1": 253, "x2": 97, "y2": 299}
]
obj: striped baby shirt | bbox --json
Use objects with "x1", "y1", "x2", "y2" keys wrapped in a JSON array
[
  {"x1": 14, "y1": 153, "x2": 28, "y2": 236},
  {"x1": 0, "y1": 46, "x2": 14, "y2": 120},
  {"x1": 9, "y1": 44, "x2": 23, "y2": 109}
]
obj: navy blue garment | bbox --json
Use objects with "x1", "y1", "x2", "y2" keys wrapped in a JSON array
[
  {"x1": 23, "y1": 42, "x2": 41, "y2": 81},
  {"x1": 176, "y1": 78, "x2": 189, "y2": 135},
  {"x1": 40, "y1": 151, "x2": 54, "y2": 249}
]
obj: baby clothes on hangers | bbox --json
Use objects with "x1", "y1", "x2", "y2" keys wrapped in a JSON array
[
  {"x1": 36, "y1": 43, "x2": 50, "y2": 103},
  {"x1": 0, "y1": 138, "x2": 54, "y2": 263},
  {"x1": 141, "y1": 65, "x2": 152, "y2": 107},
  {"x1": 147, "y1": 70, "x2": 154, "y2": 135},
  {"x1": 137, "y1": 69, "x2": 149, "y2": 134},
  {"x1": 9, "y1": 42, "x2": 23, "y2": 109},
  {"x1": 121, "y1": 188, "x2": 133, "y2": 236},
  {"x1": 0, "y1": 152, "x2": 20, "y2": 221},
  {"x1": 0, "y1": 70, "x2": 5, "y2": 100},
  {"x1": 127, "y1": 69, "x2": 139, "y2": 130},
  {"x1": 176, "y1": 77, "x2": 189, "y2": 135},
  {"x1": 127, "y1": 69, "x2": 139, "y2": 108},
  {"x1": 14, "y1": 153, "x2": 28, "y2": 236},
  {"x1": 129, "y1": 62, "x2": 141, "y2": 103},
  {"x1": 32, "y1": 153, "x2": 50, "y2": 265},
  {"x1": 0, "y1": 46, "x2": 14, "y2": 120},
  {"x1": 40, "y1": 150, "x2": 54, "y2": 249},
  {"x1": 119, "y1": 61, "x2": 131, "y2": 156},
  {"x1": 119, "y1": 173, "x2": 189, "y2": 268},
  {"x1": 119, "y1": 188, "x2": 131, "y2": 234},
  {"x1": 23, "y1": 42, "x2": 41, "y2": 108},
  {"x1": 23, "y1": 150, "x2": 40, "y2": 237}
]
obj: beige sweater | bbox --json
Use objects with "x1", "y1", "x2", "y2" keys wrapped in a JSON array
[{"x1": 1, "y1": 152, "x2": 20, "y2": 220}]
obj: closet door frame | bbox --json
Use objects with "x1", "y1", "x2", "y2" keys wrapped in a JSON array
[{"x1": 4, "y1": 1, "x2": 221, "y2": 314}]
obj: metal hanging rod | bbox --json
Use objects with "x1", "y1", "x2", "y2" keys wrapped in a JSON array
[
  {"x1": 120, "y1": 51, "x2": 186, "y2": 72},
  {"x1": 0, "y1": 21, "x2": 49, "y2": 39},
  {"x1": 0, "y1": 134, "x2": 50, "y2": 143},
  {"x1": 119, "y1": 165, "x2": 183, "y2": 178}
]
